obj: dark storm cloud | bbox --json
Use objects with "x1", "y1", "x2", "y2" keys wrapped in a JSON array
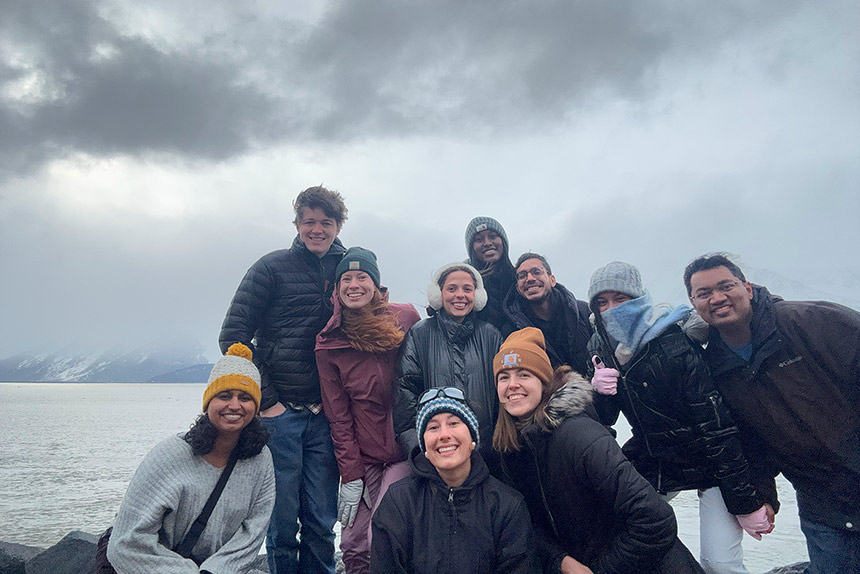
[{"x1": 1, "y1": 0, "x2": 803, "y2": 177}]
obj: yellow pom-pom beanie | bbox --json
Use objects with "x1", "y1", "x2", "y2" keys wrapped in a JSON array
[{"x1": 202, "y1": 343, "x2": 262, "y2": 413}]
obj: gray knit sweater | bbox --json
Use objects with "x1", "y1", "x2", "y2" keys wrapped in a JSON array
[{"x1": 107, "y1": 434, "x2": 275, "y2": 573}]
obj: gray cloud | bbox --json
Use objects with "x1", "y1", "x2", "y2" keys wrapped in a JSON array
[{"x1": 1, "y1": 0, "x2": 808, "y2": 178}]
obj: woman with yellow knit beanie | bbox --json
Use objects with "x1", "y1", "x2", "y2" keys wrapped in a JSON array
[
  {"x1": 492, "y1": 328, "x2": 704, "y2": 574},
  {"x1": 104, "y1": 343, "x2": 275, "y2": 573}
]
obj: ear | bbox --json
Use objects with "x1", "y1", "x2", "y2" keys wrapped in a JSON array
[{"x1": 742, "y1": 281, "x2": 753, "y2": 300}]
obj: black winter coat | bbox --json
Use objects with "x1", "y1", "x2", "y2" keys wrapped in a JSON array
[
  {"x1": 501, "y1": 283, "x2": 592, "y2": 372},
  {"x1": 394, "y1": 311, "x2": 503, "y2": 463},
  {"x1": 703, "y1": 285, "x2": 860, "y2": 532},
  {"x1": 370, "y1": 449, "x2": 539, "y2": 574},
  {"x1": 586, "y1": 324, "x2": 766, "y2": 515},
  {"x1": 501, "y1": 373, "x2": 702, "y2": 574},
  {"x1": 219, "y1": 236, "x2": 346, "y2": 408}
]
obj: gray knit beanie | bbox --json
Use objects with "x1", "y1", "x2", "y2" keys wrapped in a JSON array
[
  {"x1": 416, "y1": 391, "x2": 480, "y2": 452},
  {"x1": 587, "y1": 261, "x2": 645, "y2": 303},
  {"x1": 465, "y1": 217, "x2": 509, "y2": 258}
]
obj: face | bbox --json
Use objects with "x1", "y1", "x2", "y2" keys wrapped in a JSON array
[
  {"x1": 689, "y1": 266, "x2": 754, "y2": 331},
  {"x1": 338, "y1": 270, "x2": 376, "y2": 310},
  {"x1": 441, "y1": 270, "x2": 476, "y2": 320},
  {"x1": 296, "y1": 207, "x2": 340, "y2": 257},
  {"x1": 516, "y1": 258, "x2": 556, "y2": 302},
  {"x1": 206, "y1": 389, "x2": 256, "y2": 435},
  {"x1": 594, "y1": 290, "x2": 634, "y2": 313},
  {"x1": 497, "y1": 368, "x2": 543, "y2": 418},
  {"x1": 423, "y1": 412, "x2": 473, "y2": 474},
  {"x1": 472, "y1": 229, "x2": 504, "y2": 265}
]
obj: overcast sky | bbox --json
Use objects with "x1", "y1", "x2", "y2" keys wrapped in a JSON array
[{"x1": 2, "y1": 0, "x2": 858, "y2": 361}]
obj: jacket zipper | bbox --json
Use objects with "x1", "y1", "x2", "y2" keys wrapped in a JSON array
[
  {"x1": 709, "y1": 395, "x2": 722, "y2": 427},
  {"x1": 525, "y1": 435, "x2": 561, "y2": 539}
]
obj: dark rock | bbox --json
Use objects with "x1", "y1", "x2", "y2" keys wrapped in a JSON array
[
  {"x1": 24, "y1": 531, "x2": 97, "y2": 574},
  {"x1": 0, "y1": 541, "x2": 43, "y2": 562},
  {"x1": 1, "y1": 541, "x2": 43, "y2": 574},
  {"x1": 762, "y1": 563, "x2": 809, "y2": 574}
]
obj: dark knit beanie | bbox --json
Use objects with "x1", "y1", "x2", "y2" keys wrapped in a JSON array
[
  {"x1": 416, "y1": 390, "x2": 480, "y2": 452},
  {"x1": 493, "y1": 327, "x2": 554, "y2": 384},
  {"x1": 465, "y1": 217, "x2": 509, "y2": 257},
  {"x1": 587, "y1": 261, "x2": 645, "y2": 303},
  {"x1": 335, "y1": 247, "x2": 381, "y2": 287}
]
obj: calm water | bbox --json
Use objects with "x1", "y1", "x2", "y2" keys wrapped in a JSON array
[{"x1": 0, "y1": 383, "x2": 808, "y2": 571}]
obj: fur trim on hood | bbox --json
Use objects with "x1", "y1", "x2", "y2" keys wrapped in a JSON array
[
  {"x1": 426, "y1": 262, "x2": 488, "y2": 312},
  {"x1": 525, "y1": 370, "x2": 594, "y2": 432}
]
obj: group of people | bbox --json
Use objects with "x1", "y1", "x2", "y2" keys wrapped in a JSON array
[{"x1": 103, "y1": 186, "x2": 859, "y2": 574}]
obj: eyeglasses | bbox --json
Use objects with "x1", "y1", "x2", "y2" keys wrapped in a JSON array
[
  {"x1": 516, "y1": 267, "x2": 546, "y2": 281},
  {"x1": 418, "y1": 386, "x2": 466, "y2": 405},
  {"x1": 691, "y1": 280, "x2": 742, "y2": 302}
]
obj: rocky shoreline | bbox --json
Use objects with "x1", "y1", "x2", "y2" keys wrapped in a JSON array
[{"x1": 0, "y1": 531, "x2": 806, "y2": 574}]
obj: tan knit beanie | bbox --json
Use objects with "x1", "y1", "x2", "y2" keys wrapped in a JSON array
[
  {"x1": 493, "y1": 327, "x2": 553, "y2": 384},
  {"x1": 202, "y1": 343, "x2": 262, "y2": 413}
]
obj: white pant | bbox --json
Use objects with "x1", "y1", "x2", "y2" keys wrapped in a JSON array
[{"x1": 665, "y1": 487, "x2": 748, "y2": 574}]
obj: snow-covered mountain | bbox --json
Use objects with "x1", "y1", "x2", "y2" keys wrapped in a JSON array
[{"x1": 0, "y1": 339, "x2": 213, "y2": 383}]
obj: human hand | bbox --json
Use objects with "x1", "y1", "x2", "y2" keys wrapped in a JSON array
[
  {"x1": 737, "y1": 505, "x2": 773, "y2": 540},
  {"x1": 590, "y1": 356, "x2": 619, "y2": 395},
  {"x1": 338, "y1": 478, "x2": 364, "y2": 528},
  {"x1": 560, "y1": 555, "x2": 593, "y2": 574}
]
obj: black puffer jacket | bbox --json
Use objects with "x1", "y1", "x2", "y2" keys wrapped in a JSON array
[
  {"x1": 394, "y1": 311, "x2": 503, "y2": 463},
  {"x1": 474, "y1": 268, "x2": 517, "y2": 331},
  {"x1": 501, "y1": 283, "x2": 592, "y2": 372},
  {"x1": 219, "y1": 236, "x2": 346, "y2": 408},
  {"x1": 501, "y1": 373, "x2": 702, "y2": 574},
  {"x1": 586, "y1": 324, "x2": 767, "y2": 515},
  {"x1": 703, "y1": 285, "x2": 860, "y2": 532},
  {"x1": 370, "y1": 449, "x2": 539, "y2": 574}
]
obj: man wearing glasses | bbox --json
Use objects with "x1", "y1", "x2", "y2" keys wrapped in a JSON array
[
  {"x1": 684, "y1": 253, "x2": 860, "y2": 574},
  {"x1": 500, "y1": 252, "x2": 592, "y2": 373}
]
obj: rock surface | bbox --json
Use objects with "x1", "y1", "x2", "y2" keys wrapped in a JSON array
[{"x1": 0, "y1": 532, "x2": 801, "y2": 574}]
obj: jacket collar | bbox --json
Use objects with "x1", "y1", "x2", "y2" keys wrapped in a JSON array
[
  {"x1": 409, "y1": 448, "x2": 489, "y2": 504},
  {"x1": 290, "y1": 234, "x2": 346, "y2": 261},
  {"x1": 705, "y1": 284, "x2": 785, "y2": 375},
  {"x1": 519, "y1": 370, "x2": 593, "y2": 436},
  {"x1": 435, "y1": 309, "x2": 475, "y2": 343}
]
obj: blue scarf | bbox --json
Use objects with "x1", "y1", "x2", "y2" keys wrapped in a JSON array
[{"x1": 600, "y1": 292, "x2": 691, "y2": 366}]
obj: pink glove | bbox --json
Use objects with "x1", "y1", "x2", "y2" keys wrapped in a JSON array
[
  {"x1": 737, "y1": 505, "x2": 773, "y2": 540},
  {"x1": 590, "y1": 356, "x2": 619, "y2": 395}
]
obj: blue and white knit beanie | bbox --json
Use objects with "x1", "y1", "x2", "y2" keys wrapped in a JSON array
[
  {"x1": 416, "y1": 394, "x2": 480, "y2": 452},
  {"x1": 425, "y1": 262, "x2": 488, "y2": 312},
  {"x1": 587, "y1": 261, "x2": 645, "y2": 305},
  {"x1": 465, "y1": 216, "x2": 509, "y2": 258}
]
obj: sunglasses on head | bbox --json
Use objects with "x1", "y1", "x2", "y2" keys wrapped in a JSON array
[{"x1": 418, "y1": 386, "x2": 466, "y2": 405}]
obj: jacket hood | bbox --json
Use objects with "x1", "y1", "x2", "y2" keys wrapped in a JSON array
[{"x1": 522, "y1": 370, "x2": 593, "y2": 433}]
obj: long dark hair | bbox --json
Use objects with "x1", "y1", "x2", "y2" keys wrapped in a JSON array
[{"x1": 184, "y1": 414, "x2": 269, "y2": 459}]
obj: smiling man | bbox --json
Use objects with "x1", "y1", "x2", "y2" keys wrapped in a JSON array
[
  {"x1": 684, "y1": 253, "x2": 860, "y2": 574},
  {"x1": 501, "y1": 252, "x2": 592, "y2": 373},
  {"x1": 220, "y1": 186, "x2": 348, "y2": 574}
]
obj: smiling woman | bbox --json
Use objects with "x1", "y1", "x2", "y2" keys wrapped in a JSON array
[
  {"x1": 370, "y1": 388, "x2": 539, "y2": 574},
  {"x1": 103, "y1": 343, "x2": 275, "y2": 573}
]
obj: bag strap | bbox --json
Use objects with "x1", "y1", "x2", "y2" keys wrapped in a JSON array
[{"x1": 173, "y1": 452, "x2": 239, "y2": 559}]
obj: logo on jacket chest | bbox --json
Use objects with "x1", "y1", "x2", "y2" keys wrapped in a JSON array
[{"x1": 777, "y1": 355, "x2": 803, "y2": 368}]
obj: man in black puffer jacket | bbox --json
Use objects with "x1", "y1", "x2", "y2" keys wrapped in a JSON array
[{"x1": 219, "y1": 186, "x2": 347, "y2": 574}]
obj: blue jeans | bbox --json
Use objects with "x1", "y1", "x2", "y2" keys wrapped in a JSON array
[
  {"x1": 800, "y1": 517, "x2": 860, "y2": 574},
  {"x1": 262, "y1": 407, "x2": 339, "y2": 574}
]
